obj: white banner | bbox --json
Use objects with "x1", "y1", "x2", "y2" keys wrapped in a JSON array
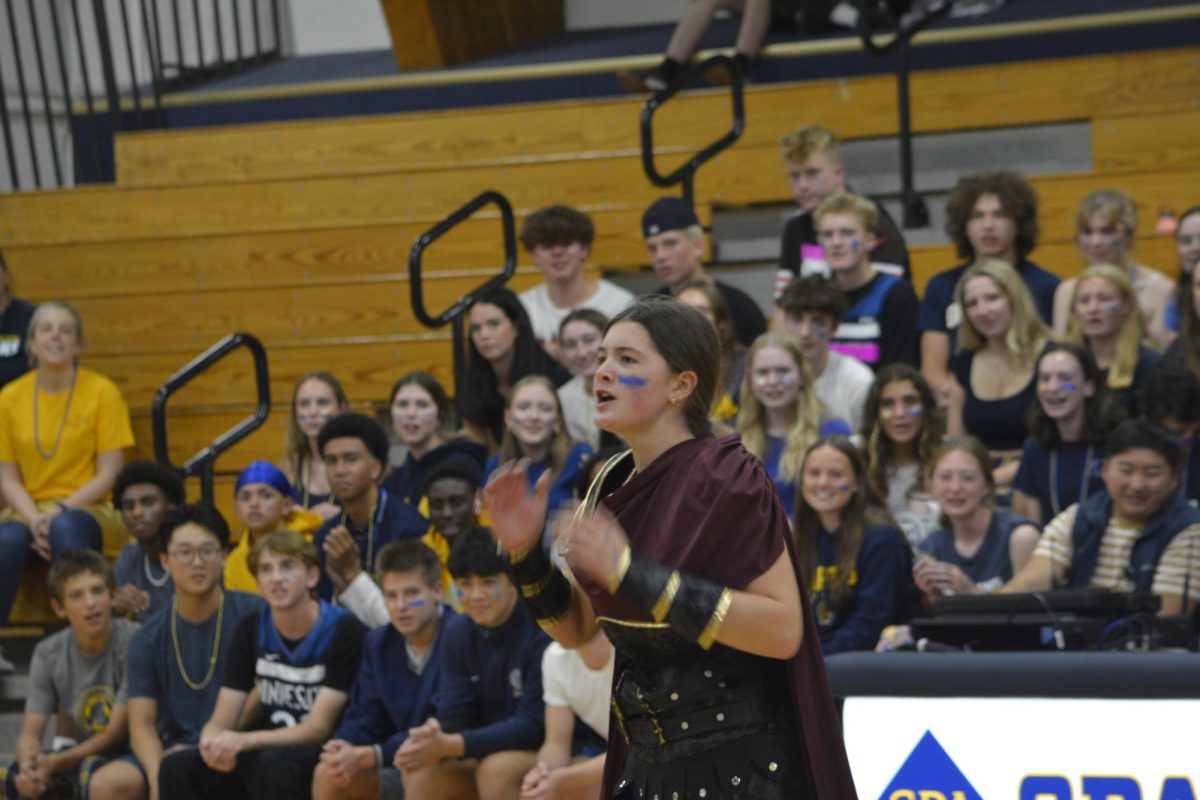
[{"x1": 843, "y1": 697, "x2": 1198, "y2": 800}]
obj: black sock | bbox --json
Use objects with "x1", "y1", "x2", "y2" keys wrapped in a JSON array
[
  {"x1": 733, "y1": 52, "x2": 754, "y2": 72},
  {"x1": 659, "y1": 57, "x2": 684, "y2": 79}
]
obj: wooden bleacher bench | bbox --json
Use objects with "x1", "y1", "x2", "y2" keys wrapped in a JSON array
[{"x1": 109, "y1": 48, "x2": 1200, "y2": 189}]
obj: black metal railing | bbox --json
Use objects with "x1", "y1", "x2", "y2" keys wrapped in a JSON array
[
  {"x1": 0, "y1": 0, "x2": 282, "y2": 192},
  {"x1": 152, "y1": 332, "x2": 271, "y2": 506},
  {"x1": 409, "y1": 190, "x2": 517, "y2": 400},
  {"x1": 855, "y1": 0, "x2": 955, "y2": 228},
  {"x1": 638, "y1": 53, "x2": 745, "y2": 216}
]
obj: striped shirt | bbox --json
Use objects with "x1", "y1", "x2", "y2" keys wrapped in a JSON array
[{"x1": 1036, "y1": 503, "x2": 1200, "y2": 597}]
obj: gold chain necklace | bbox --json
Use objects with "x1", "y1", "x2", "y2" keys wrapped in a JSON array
[
  {"x1": 32, "y1": 369, "x2": 77, "y2": 460},
  {"x1": 171, "y1": 589, "x2": 225, "y2": 690}
]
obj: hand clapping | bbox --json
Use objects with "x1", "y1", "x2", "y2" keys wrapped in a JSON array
[
  {"x1": 483, "y1": 461, "x2": 551, "y2": 555},
  {"x1": 554, "y1": 502, "x2": 630, "y2": 590}
]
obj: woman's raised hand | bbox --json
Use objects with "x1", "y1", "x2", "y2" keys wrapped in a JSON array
[
  {"x1": 483, "y1": 460, "x2": 551, "y2": 555},
  {"x1": 557, "y1": 502, "x2": 630, "y2": 589}
]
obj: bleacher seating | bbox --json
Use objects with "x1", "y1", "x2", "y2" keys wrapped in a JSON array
[{"x1": 0, "y1": 44, "x2": 1197, "y2": 623}]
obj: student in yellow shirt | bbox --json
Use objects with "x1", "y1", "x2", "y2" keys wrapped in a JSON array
[
  {"x1": 420, "y1": 459, "x2": 484, "y2": 603},
  {"x1": 0, "y1": 301, "x2": 133, "y2": 627},
  {"x1": 224, "y1": 461, "x2": 323, "y2": 594}
]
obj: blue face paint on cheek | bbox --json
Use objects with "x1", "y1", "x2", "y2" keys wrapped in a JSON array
[
  {"x1": 491, "y1": 589, "x2": 505, "y2": 600},
  {"x1": 1063, "y1": 382, "x2": 1078, "y2": 392},
  {"x1": 618, "y1": 375, "x2": 647, "y2": 387},
  {"x1": 850, "y1": 239, "x2": 860, "y2": 253},
  {"x1": 406, "y1": 598, "x2": 426, "y2": 608},
  {"x1": 838, "y1": 485, "x2": 853, "y2": 493},
  {"x1": 908, "y1": 406, "x2": 924, "y2": 417}
]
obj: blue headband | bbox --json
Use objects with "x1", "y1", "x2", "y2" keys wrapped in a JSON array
[{"x1": 235, "y1": 460, "x2": 293, "y2": 498}]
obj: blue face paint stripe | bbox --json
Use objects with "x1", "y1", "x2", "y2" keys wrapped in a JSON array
[{"x1": 617, "y1": 375, "x2": 647, "y2": 387}]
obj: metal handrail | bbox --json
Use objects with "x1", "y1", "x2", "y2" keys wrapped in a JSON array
[
  {"x1": 151, "y1": 332, "x2": 271, "y2": 506},
  {"x1": 855, "y1": 0, "x2": 954, "y2": 56},
  {"x1": 638, "y1": 53, "x2": 745, "y2": 214},
  {"x1": 408, "y1": 190, "x2": 517, "y2": 399},
  {"x1": 0, "y1": 0, "x2": 284, "y2": 191},
  {"x1": 855, "y1": 0, "x2": 955, "y2": 228}
]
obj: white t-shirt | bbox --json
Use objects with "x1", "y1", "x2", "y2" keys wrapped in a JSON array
[
  {"x1": 887, "y1": 462, "x2": 942, "y2": 549},
  {"x1": 558, "y1": 374, "x2": 598, "y2": 449},
  {"x1": 813, "y1": 350, "x2": 873, "y2": 435},
  {"x1": 540, "y1": 642, "x2": 614, "y2": 739},
  {"x1": 519, "y1": 280, "x2": 634, "y2": 345}
]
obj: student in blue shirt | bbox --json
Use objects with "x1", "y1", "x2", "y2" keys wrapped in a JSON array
[
  {"x1": 395, "y1": 528, "x2": 548, "y2": 800},
  {"x1": 89, "y1": 504, "x2": 263, "y2": 800},
  {"x1": 312, "y1": 540, "x2": 458, "y2": 800},
  {"x1": 482, "y1": 377, "x2": 591, "y2": 516},
  {"x1": 1063, "y1": 264, "x2": 1158, "y2": 417},
  {"x1": 313, "y1": 413, "x2": 427, "y2": 606},
  {"x1": 794, "y1": 436, "x2": 916, "y2": 654},
  {"x1": 735, "y1": 332, "x2": 823, "y2": 517},
  {"x1": 1012, "y1": 343, "x2": 1123, "y2": 525},
  {"x1": 157, "y1": 530, "x2": 365, "y2": 800},
  {"x1": 918, "y1": 170, "x2": 1059, "y2": 405},
  {"x1": 917, "y1": 438, "x2": 1040, "y2": 600}
]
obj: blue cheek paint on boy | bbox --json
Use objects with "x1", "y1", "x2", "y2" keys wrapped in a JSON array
[{"x1": 618, "y1": 375, "x2": 648, "y2": 387}]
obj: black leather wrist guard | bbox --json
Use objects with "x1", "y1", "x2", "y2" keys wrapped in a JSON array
[
  {"x1": 616, "y1": 554, "x2": 733, "y2": 650},
  {"x1": 505, "y1": 540, "x2": 572, "y2": 627}
]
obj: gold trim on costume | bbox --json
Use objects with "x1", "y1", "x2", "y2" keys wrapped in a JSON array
[
  {"x1": 595, "y1": 615, "x2": 669, "y2": 629},
  {"x1": 651, "y1": 571, "x2": 681, "y2": 622},
  {"x1": 536, "y1": 610, "x2": 568, "y2": 630},
  {"x1": 507, "y1": 539, "x2": 537, "y2": 565},
  {"x1": 520, "y1": 570, "x2": 554, "y2": 599},
  {"x1": 607, "y1": 545, "x2": 632, "y2": 594},
  {"x1": 697, "y1": 589, "x2": 733, "y2": 650},
  {"x1": 582, "y1": 450, "x2": 634, "y2": 512}
]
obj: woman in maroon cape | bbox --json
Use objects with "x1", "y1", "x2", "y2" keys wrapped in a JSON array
[{"x1": 487, "y1": 296, "x2": 857, "y2": 799}]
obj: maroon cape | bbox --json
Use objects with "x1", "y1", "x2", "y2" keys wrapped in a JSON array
[{"x1": 579, "y1": 434, "x2": 859, "y2": 799}]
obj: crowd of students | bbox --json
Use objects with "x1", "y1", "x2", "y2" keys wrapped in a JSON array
[{"x1": 2, "y1": 122, "x2": 1200, "y2": 798}]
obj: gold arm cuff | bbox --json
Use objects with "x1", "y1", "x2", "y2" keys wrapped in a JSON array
[
  {"x1": 696, "y1": 589, "x2": 734, "y2": 650},
  {"x1": 594, "y1": 615, "x2": 669, "y2": 629},
  {"x1": 606, "y1": 545, "x2": 632, "y2": 594},
  {"x1": 520, "y1": 570, "x2": 554, "y2": 599},
  {"x1": 650, "y1": 571, "x2": 681, "y2": 623},
  {"x1": 536, "y1": 609, "x2": 568, "y2": 630},
  {"x1": 506, "y1": 539, "x2": 538, "y2": 565}
]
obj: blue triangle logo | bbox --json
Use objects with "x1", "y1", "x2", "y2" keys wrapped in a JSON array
[{"x1": 878, "y1": 730, "x2": 984, "y2": 800}]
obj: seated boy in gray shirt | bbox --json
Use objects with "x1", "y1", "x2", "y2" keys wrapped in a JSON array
[{"x1": 4, "y1": 550, "x2": 139, "y2": 799}]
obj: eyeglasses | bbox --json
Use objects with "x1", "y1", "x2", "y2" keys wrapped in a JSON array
[{"x1": 168, "y1": 545, "x2": 223, "y2": 564}]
